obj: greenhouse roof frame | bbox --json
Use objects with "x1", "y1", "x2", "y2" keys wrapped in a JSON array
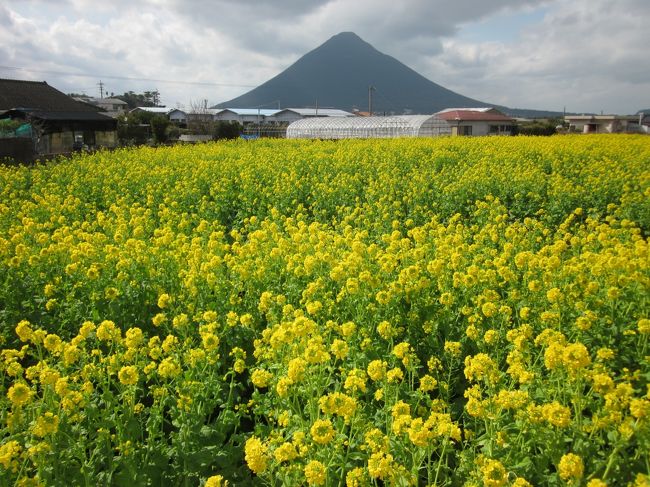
[{"x1": 286, "y1": 114, "x2": 451, "y2": 139}]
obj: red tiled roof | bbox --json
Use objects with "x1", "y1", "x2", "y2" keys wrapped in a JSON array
[{"x1": 435, "y1": 110, "x2": 513, "y2": 122}]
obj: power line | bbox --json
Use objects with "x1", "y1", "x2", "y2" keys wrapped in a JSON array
[{"x1": 0, "y1": 65, "x2": 257, "y2": 88}]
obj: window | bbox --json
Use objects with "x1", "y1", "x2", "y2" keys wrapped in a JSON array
[
  {"x1": 86, "y1": 131, "x2": 96, "y2": 145},
  {"x1": 461, "y1": 125, "x2": 472, "y2": 136}
]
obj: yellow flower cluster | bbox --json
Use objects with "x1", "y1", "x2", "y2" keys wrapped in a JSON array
[
  {"x1": 245, "y1": 437, "x2": 269, "y2": 474},
  {"x1": 0, "y1": 135, "x2": 648, "y2": 485}
]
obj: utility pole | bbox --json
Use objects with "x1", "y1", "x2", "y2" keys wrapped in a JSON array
[
  {"x1": 98, "y1": 80, "x2": 105, "y2": 99},
  {"x1": 315, "y1": 99, "x2": 318, "y2": 117},
  {"x1": 253, "y1": 101, "x2": 281, "y2": 138},
  {"x1": 368, "y1": 85, "x2": 376, "y2": 116}
]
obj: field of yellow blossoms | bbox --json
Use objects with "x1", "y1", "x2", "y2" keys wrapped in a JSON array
[{"x1": 0, "y1": 134, "x2": 649, "y2": 486}]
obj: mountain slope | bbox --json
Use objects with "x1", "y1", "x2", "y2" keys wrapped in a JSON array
[
  {"x1": 216, "y1": 32, "x2": 561, "y2": 117},
  {"x1": 215, "y1": 32, "x2": 487, "y2": 113}
]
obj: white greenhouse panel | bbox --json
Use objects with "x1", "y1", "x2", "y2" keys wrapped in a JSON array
[{"x1": 286, "y1": 115, "x2": 451, "y2": 139}]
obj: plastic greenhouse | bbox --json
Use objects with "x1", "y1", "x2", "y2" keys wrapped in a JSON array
[{"x1": 286, "y1": 115, "x2": 451, "y2": 139}]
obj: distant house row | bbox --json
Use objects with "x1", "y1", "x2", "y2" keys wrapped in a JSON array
[
  {"x1": 130, "y1": 106, "x2": 356, "y2": 125},
  {"x1": 67, "y1": 97, "x2": 650, "y2": 136},
  {"x1": 133, "y1": 106, "x2": 518, "y2": 138}
]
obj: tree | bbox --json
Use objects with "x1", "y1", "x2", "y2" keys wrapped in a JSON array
[
  {"x1": 214, "y1": 121, "x2": 242, "y2": 140},
  {"x1": 150, "y1": 115, "x2": 170, "y2": 143},
  {"x1": 515, "y1": 118, "x2": 562, "y2": 136},
  {"x1": 0, "y1": 119, "x2": 25, "y2": 135},
  {"x1": 117, "y1": 110, "x2": 173, "y2": 145},
  {"x1": 187, "y1": 99, "x2": 214, "y2": 135},
  {"x1": 115, "y1": 91, "x2": 163, "y2": 110},
  {"x1": 117, "y1": 114, "x2": 149, "y2": 145},
  {"x1": 144, "y1": 90, "x2": 161, "y2": 106}
]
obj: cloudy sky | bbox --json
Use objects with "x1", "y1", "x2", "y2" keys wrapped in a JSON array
[{"x1": 1, "y1": 0, "x2": 648, "y2": 114}]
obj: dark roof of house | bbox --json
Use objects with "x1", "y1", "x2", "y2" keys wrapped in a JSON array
[
  {"x1": 435, "y1": 109, "x2": 513, "y2": 122},
  {"x1": 14, "y1": 110, "x2": 114, "y2": 121},
  {"x1": 0, "y1": 78, "x2": 101, "y2": 113},
  {"x1": 2, "y1": 109, "x2": 117, "y2": 132}
]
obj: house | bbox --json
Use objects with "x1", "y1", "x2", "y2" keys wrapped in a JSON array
[
  {"x1": 213, "y1": 108, "x2": 280, "y2": 124},
  {"x1": 74, "y1": 96, "x2": 128, "y2": 117},
  {"x1": 130, "y1": 107, "x2": 189, "y2": 125},
  {"x1": 564, "y1": 114, "x2": 645, "y2": 134},
  {"x1": 270, "y1": 108, "x2": 355, "y2": 124},
  {"x1": 130, "y1": 106, "x2": 171, "y2": 116},
  {"x1": 434, "y1": 108, "x2": 514, "y2": 136},
  {"x1": 168, "y1": 109, "x2": 187, "y2": 125},
  {"x1": 0, "y1": 78, "x2": 118, "y2": 157},
  {"x1": 129, "y1": 107, "x2": 189, "y2": 125}
]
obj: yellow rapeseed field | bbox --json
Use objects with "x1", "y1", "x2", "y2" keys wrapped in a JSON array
[{"x1": 0, "y1": 135, "x2": 649, "y2": 486}]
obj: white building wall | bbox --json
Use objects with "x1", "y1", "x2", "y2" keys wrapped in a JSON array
[
  {"x1": 212, "y1": 112, "x2": 259, "y2": 123},
  {"x1": 455, "y1": 121, "x2": 490, "y2": 136},
  {"x1": 566, "y1": 116, "x2": 640, "y2": 134},
  {"x1": 473, "y1": 121, "x2": 490, "y2": 136},
  {"x1": 168, "y1": 110, "x2": 187, "y2": 124},
  {"x1": 214, "y1": 111, "x2": 240, "y2": 123},
  {"x1": 240, "y1": 114, "x2": 263, "y2": 124},
  {"x1": 568, "y1": 121, "x2": 588, "y2": 132},
  {"x1": 270, "y1": 112, "x2": 303, "y2": 124},
  {"x1": 451, "y1": 121, "x2": 513, "y2": 136}
]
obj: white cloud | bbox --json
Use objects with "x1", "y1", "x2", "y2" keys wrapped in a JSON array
[{"x1": 0, "y1": 0, "x2": 647, "y2": 113}]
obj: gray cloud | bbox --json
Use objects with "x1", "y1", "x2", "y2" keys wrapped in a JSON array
[
  {"x1": 0, "y1": 5, "x2": 14, "y2": 27},
  {"x1": 417, "y1": 0, "x2": 650, "y2": 113}
]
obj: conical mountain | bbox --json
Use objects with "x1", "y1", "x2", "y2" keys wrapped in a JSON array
[{"x1": 216, "y1": 32, "x2": 560, "y2": 117}]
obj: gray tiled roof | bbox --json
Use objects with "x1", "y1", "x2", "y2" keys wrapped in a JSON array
[{"x1": 0, "y1": 79, "x2": 100, "y2": 112}]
